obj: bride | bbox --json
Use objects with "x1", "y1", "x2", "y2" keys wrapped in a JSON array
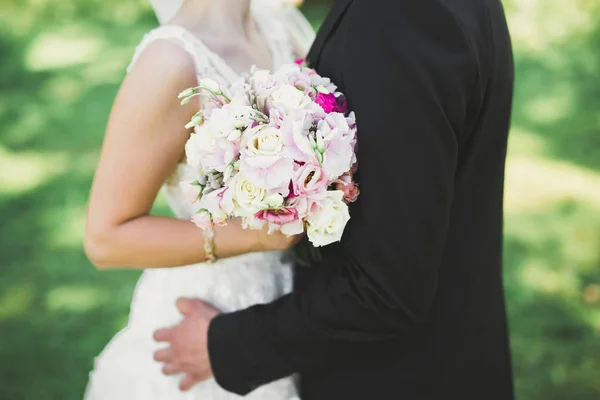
[{"x1": 83, "y1": 0, "x2": 314, "y2": 398}]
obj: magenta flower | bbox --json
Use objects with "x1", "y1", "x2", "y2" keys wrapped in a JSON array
[{"x1": 315, "y1": 92, "x2": 338, "y2": 114}]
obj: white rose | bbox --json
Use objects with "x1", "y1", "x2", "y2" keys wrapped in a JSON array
[
  {"x1": 230, "y1": 173, "x2": 268, "y2": 216},
  {"x1": 248, "y1": 126, "x2": 284, "y2": 155},
  {"x1": 306, "y1": 191, "x2": 351, "y2": 247},
  {"x1": 270, "y1": 84, "x2": 313, "y2": 112}
]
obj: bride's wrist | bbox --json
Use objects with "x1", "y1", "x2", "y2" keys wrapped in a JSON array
[{"x1": 252, "y1": 229, "x2": 268, "y2": 253}]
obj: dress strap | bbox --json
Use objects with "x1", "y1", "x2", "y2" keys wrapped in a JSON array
[
  {"x1": 128, "y1": 25, "x2": 240, "y2": 84},
  {"x1": 127, "y1": 25, "x2": 209, "y2": 76}
]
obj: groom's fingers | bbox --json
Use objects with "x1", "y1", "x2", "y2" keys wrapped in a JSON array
[
  {"x1": 153, "y1": 328, "x2": 172, "y2": 342},
  {"x1": 176, "y1": 298, "x2": 193, "y2": 316},
  {"x1": 153, "y1": 348, "x2": 173, "y2": 362},
  {"x1": 179, "y1": 374, "x2": 200, "y2": 392},
  {"x1": 162, "y1": 362, "x2": 182, "y2": 375}
]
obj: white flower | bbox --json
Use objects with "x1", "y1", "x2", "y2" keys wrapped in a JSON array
[
  {"x1": 178, "y1": 87, "x2": 195, "y2": 98},
  {"x1": 310, "y1": 75, "x2": 337, "y2": 94},
  {"x1": 270, "y1": 84, "x2": 313, "y2": 113},
  {"x1": 241, "y1": 216, "x2": 266, "y2": 230},
  {"x1": 198, "y1": 78, "x2": 222, "y2": 94},
  {"x1": 265, "y1": 193, "x2": 284, "y2": 208},
  {"x1": 191, "y1": 209, "x2": 213, "y2": 230},
  {"x1": 229, "y1": 172, "x2": 268, "y2": 216},
  {"x1": 223, "y1": 163, "x2": 235, "y2": 182},
  {"x1": 248, "y1": 126, "x2": 284, "y2": 155},
  {"x1": 185, "y1": 127, "x2": 215, "y2": 167},
  {"x1": 315, "y1": 85, "x2": 330, "y2": 94},
  {"x1": 228, "y1": 104, "x2": 254, "y2": 130},
  {"x1": 205, "y1": 108, "x2": 235, "y2": 138},
  {"x1": 227, "y1": 129, "x2": 242, "y2": 142},
  {"x1": 306, "y1": 191, "x2": 351, "y2": 247},
  {"x1": 240, "y1": 125, "x2": 294, "y2": 192}
]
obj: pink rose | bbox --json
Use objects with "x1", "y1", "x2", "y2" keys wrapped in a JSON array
[
  {"x1": 192, "y1": 210, "x2": 212, "y2": 230},
  {"x1": 180, "y1": 181, "x2": 202, "y2": 204},
  {"x1": 315, "y1": 92, "x2": 337, "y2": 114},
  {"x1": 294, "y1": 58, "x2": 306, "y2": 66},
  {"x1": 342, "y1": 182, "x2": 360, "y2": 203},
  {"x1": 292, "y1": 163, "x2": 328, "y2": 198}
]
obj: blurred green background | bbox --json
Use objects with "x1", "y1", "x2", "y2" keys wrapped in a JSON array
[{"x1": 0, "y1": 0, "x2": 599, "y2": 398}]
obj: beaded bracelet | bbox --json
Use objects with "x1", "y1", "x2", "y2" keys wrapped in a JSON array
[{"x1": 203, "y1": 226, "x2": 217, "y2": 264}]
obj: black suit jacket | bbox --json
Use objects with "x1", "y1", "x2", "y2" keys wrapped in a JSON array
[{"x1": 208, "y1": 0, "x2": 515, "y2": 398}]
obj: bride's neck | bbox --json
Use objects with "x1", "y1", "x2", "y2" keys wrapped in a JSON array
[{"x1": 177, "y1": 0, "x2": 253, "y2": 36}]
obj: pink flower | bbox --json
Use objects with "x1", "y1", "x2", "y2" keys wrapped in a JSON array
[
  {"x1": 192, "y1": 210, "x2": 212, "y2": 230},
  {"x1": 316, "y1": 112, "x2": 357, "y2": 178},
  {"x1": 255, "y1": 207, "x2": 304, "y2": 237},
  {"x1": 294, "y1": 58, "x2": 306, "y2": 66},
  {"x1": 255, "y1": 207, "x2": 299, "y2": 225},
  {"x1": 279, "y1": 111, "x2": 319, "y2": 165},
  {"x1": 180, "y1": 181, "x2": 202, "y2": 204},
  {"x1": 315, "y1": 92, "x2": 338, "y2": 113},
  {"x1": 197, "y1": 187, "x2": 230, "y2": 225},
  {"x1": 292, "y1": 163, "x2": 329, "y2": 198},
  {"x1": 287, "y1": 194, "x2": 320, "y2": 220},
  {"x1": 342, "y1": 182, "x2": 360, "y2": 203}
]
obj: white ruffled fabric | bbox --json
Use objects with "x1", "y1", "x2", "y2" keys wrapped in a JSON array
[{"x1": 85, "y1": 4, "x2": 315, "y2": 399}]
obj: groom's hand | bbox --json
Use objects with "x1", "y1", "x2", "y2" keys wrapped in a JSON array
[{"x1": 153, "y1": 298, "x2": 220, "y2": 391}]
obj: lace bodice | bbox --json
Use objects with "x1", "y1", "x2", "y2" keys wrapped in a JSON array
[{"x1": 127, "y1": 3, "x2": 314, "y2": 220}]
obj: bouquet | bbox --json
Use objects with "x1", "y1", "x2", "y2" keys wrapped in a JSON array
[{"x1": 179, "y1": 60, "x2": 359, "y2": 247}]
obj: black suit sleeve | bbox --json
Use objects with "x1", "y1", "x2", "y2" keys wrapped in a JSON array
[{"x1": 208, "y1": 1, "x2": 478, "y2": 395}]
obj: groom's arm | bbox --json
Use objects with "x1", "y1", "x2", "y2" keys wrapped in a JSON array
[{"x1": 209, "y1": 1, "x2": 479, "y2": 394}]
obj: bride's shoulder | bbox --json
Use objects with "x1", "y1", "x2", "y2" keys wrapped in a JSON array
[{"x1": 127, "y1": 26, "x2": 197, "y2": 76}]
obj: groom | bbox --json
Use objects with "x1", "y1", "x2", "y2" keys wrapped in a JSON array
[{"x1": 154, "y1": 0, "x2": 515, "y2": 398}]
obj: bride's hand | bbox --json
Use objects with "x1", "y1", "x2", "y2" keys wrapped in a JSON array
[{"x1": 255, "y1": 224, "x2": 303, "y2": 252}]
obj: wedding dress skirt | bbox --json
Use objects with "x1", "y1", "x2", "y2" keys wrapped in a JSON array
[{"x1": 85, "y1": 251, "x2": 298, "y2": 399}]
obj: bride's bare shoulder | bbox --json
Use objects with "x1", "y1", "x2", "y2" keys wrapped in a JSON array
[
  {"x1": 127, "y1": 38, "x2": 196, "y2": 84},
  {"x1": 115, "y1": 36, "x2": 199, "y2": 118}
]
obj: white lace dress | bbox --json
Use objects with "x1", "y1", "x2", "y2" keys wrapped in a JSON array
[{"x1": 84, "y1": 5, "x2": 314, "y2": 400}]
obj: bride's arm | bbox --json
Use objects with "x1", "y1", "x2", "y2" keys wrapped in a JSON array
[{"x1": 85, "y1": 41, "x2": 289, "y2": 270}]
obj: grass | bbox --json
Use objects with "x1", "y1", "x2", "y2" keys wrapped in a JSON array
[{"x1": 0, "y1": 1, "x2": 599, "y2": 399}]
